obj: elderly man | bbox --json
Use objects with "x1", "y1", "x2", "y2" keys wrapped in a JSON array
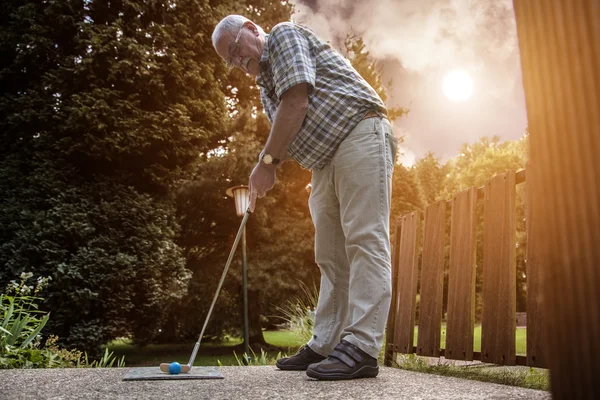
[{"x1": 212, "y1": 15, "x2": 397, "y2": 380}]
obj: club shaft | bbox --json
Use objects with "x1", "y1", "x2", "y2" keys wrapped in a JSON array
[{"x1": 187, "y1": 208, "x2": 251, "y2": 367}]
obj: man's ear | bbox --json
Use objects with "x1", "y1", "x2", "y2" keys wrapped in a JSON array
[{"x1": 247, "y1": 22, "x2": 259, "y2": 36}]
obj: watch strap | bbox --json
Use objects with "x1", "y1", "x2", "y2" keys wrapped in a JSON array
[{"x1": 262, "y1": 153, "x2": 281, "y2": 165}]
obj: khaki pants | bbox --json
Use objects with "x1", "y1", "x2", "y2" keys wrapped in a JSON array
[{"x1": 307, "y1": 116, "x2": 397, "y2": 359}]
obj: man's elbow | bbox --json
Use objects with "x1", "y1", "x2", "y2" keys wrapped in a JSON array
[
  {"x1": 281, "y1": 98, "x2": 308, "y2": 118},
  {"x1": 293, "y1": 99, "x2": 309, "y2": 113},
  {"x1": 281, "y1": 84, "x2": 310, "y2": 114}
]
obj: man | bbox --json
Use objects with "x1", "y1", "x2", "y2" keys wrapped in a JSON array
[{"x1": 212, "y1": 15, "x2": 397, "y2": 380}]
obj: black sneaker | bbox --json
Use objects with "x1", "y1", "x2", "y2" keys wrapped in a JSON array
[
  {"x1": 276, "y1": 345, "x2": 326, "y2": 371},
  {"x1": 306, "y1": 340, "x2": 378, "y2": 380}
]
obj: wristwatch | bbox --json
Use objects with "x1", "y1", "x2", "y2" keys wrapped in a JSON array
[{"x1": 261, "y1": 152, "x2": 281, "y2": 165}]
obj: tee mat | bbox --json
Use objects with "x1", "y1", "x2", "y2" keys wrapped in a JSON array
[{"x1": 123, "y1": 367, "x2": 224, "y2": 381}]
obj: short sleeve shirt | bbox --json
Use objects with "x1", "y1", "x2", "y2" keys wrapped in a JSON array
[{"x1": 257, "y1": 23, "x2": 387, "y2": 170}]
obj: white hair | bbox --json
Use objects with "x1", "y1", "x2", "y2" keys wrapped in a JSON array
[{"x1": 211, "y1": 15, "x2": 265, "y2": 49}]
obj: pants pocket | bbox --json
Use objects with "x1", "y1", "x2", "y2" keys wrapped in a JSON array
[{"x1": 384, "y1": 131, "x2": 397, "y2": 180}]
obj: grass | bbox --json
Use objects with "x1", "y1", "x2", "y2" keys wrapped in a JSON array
[
  {"x1": 399, "y1": 324, "x2": 548, "y2": 391},
  {"x1": 106, "y1": 330, "x2": 303, "y2": 367},
  {"x1": 261, "y1": 330, "x2": 304, "y2": 348},
  {"x1": 395, "y1": 354, "x2": 549, "y2": 391},
  {"x1": 413, "y1": 324, "x2": 527, "y2": 355},
  {"x1": 107, "y1": 325, "x2": 528, "y2": 366},
  {"x1": 107, "y1": 326, "x2": 548, "y2": 391}
]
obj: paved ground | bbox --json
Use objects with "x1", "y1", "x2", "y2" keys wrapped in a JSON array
[{"x1": 0, "y1": 366, "x2": 551, "y2": 400}]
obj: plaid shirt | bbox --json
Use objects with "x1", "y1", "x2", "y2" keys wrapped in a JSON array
[{"x1": 257, "y1": 23, "x2": 387, "y2": 170}]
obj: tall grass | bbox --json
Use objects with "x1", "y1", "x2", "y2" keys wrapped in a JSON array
[
  {"x1": 1, "y1": 273, "x2": 124, "y2": 369},
  {"x1": 276, "y1": 282, "x2": 318, "y2": 345}
]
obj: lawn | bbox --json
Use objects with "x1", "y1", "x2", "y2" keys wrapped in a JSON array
[
  {"x1": 107, "y1": 330, "x2": 305, "y2": 367},
  {"x1": 108, "y1": 325, "x2": 526, "y2": 368},
  {"x1": 107, "y1": 326, "x2": 546, "y2": 390},
  {"x1": 413, "y1": 324, "x2": 528, "y2": 355}
]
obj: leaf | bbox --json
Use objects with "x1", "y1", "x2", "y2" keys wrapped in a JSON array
[
  {"x1": 8, "y1": 316, "x2": 28, "y2": 346},
  {"x1": 1, "y1": 299, "x2": 14, "y2": 330},
  {"x1": 20, "y1": 314, "x2": 49, "y2": 349},
  {"x1": 0, "y1": 326, "x2": 12, "y2": 336}
]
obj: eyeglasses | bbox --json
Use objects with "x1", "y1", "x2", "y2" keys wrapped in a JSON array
[{"x1": 226, "y1": 25, "x2": 245, "y2": 69}]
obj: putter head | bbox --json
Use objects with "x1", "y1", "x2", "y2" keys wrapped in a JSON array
[{"x1": 159, "y1": 363, "x2": 192, "y2": 373}]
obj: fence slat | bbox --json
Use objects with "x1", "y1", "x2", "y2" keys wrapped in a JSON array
[
  {"x1": 446, "y1": 187, "x2": 477, "y2": 361},
  {"x1": 393, "y1": 211, "x2": 420, "y2": 354},
  {"x1": 524, "y1": 168, "x2": 548, "y2": 368},
  {"x1": 417, "y1": 201, "x2": 446, "y2": 357},
  {"x1": 481, "y1": 171, "x2": 517, "y2": 365},
  {"x1": 515, "y1": 1, "x2": 600, "y2": 397},
  {"x1": 384, "y1": 217, "x2": 402, "y2": 366}
]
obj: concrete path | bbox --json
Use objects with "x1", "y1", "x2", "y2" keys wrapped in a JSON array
[{"x1": 0, "y1": 366, "x2": 551, "y2": 400}]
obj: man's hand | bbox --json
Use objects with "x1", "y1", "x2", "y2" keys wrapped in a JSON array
[{"x1": 248, "y1": 162, "x2": 276, "y2": 212}]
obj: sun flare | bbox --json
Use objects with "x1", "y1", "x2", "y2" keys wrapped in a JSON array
[{"x1": 443, "y1": 70, "x2": 474, "y2": 102}]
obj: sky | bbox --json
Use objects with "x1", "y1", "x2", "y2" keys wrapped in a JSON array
[{"x1": 291, "y1": 0, "x2": 529, "y2": 166}]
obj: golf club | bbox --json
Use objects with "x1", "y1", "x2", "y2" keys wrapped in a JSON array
[{"x1": 159, "y1": 207, "x2": 251, "y2": 373}]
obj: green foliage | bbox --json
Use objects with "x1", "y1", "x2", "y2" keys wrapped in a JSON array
[
  {"x1": 442, "y1": 135, "x2": 528, "y2": 317},
  {"x1": 171, "y1": 1, "x2": 316, "y2": 343},
  {"x1": 343, "y1": 35, "x2": 409, "y2": 122},
  {"x1": 404, "y1": 134, "x2": 529, "y2": 318},
  {"x1": 276, "y1": 281, "x2": 318, "y2": 345},
  {"x1": 413, "y1": 152, "x2": 447, "y2": 204},
  {"x1": 0, "y1": 275, "x2": 125, "y2": 368},
  {"x1": 396, "y1": 354, "x2": 549, "y2": 391},
  {"x1": 391, "y1": 164, "x2": 427, "y2": 220},
  {"x1": 0, "y1": 0, "x2": 406, "y2": 353},
  {"x1": 232, "y1": 348, "x2": 284, "y2": 366},
  {"x1": 440, "y1": 135, "x2": 527, "y2": 198},
  {"x1": 0, "y1": 0, "x2": 233, "y2": 354},
  {"x1": 1, "y1": 274, "x2": 51, "y2": 353},
  {"x1": 84, "y1": 347, "x2": 126, "y2": 368}
]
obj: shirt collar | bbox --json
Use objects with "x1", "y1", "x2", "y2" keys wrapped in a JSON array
[{"x1": 256, "y1": 34, "x2": 270, "y2": 87}]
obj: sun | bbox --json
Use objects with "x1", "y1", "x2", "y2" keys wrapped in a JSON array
[{"x1": 443, "y1": 70, "x2": 474, "y2": 102}]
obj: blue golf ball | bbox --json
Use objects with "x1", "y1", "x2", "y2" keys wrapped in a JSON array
[{"x1": 168, "y1": 362, "x2": 181, "y2": 374}]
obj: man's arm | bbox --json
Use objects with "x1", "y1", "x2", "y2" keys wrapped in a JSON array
[
  {"x1": 263, "y1": 82, "x2": 310, "y2": 162},
  {"x1": 248, "y1": 83, "x2": 309, "y2": 211}
]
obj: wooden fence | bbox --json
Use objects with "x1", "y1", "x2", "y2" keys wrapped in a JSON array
[
  {"x1": 513, "y1": 1, "x2": 600, "y2": 397},
  {"x1": 384, "y1": 168, "x2": 548, "y2": 368}
]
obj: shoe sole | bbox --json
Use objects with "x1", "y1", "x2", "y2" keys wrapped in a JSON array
[
  {"x1": 276, "y1": 357, "x2": 326, "y2": 371},
  {"x1": 306, "y1": 365, "x2": 379, "y2": 380},
  {"x1": 276, "y1": 363, "x2": 310, "y2": 371}
]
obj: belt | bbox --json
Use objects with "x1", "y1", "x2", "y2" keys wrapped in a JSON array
[{"x1": 361, "y1": 111, "x2": 383, "y2": 120}]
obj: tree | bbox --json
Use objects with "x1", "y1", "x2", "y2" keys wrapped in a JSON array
[
  {"x1": 413, "y1": 152, "x2": 446, "y2": 205},
  {"x1": 439, "y1": 135, "x2": 528, "y2": 319},
  {"x1": 0, "y1": 0, "x2": 233, "y2": 354},
  {"x1": 343, "y1": 35, "x2": 408, "y2": 123},
  {"x1": 390, "y1": 165, "x2": 427, "y2": 220},
  {"x1": 171, "y1": 0, "x2": 305, "y2": 348}
]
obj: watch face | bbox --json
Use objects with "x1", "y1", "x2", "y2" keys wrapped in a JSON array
[{"x1": 263, "y1": 154, "x2": 273, "y2": 164}]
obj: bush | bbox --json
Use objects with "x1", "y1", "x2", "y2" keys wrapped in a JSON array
[
  {"x1": 1, "y1": 273, "x2": 52, "y2": 367},
  {"x1": 0, "y1": 273, "x2": 124, "y2": 368}
]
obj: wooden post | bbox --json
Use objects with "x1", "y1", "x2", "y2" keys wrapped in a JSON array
[
  {"x1": 525, "y1": 165, "x2": 548, "y2": 368},
  {"x1": 393, "y1": 211, "x2": 420, "y2": 355},
  {"x1": 384, "y1": 217, "x2": 402, "y2": 366},
  {"x1": 417, "y1": 201, "x2": 446, "y2": 357},
  {"x1": 481, "y1": 171, "x2": 516, "y2": 365},
  {"x1": 445, "y1": 188, "x2": 477, "y2": 361},
  {"x1": 514, "y1": 1, "x2": 600, "y2": 398}
]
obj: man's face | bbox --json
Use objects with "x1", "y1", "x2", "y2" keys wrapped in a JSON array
[{"x1": 216, "y1": 22, "x2": 262, "y2": 76}]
